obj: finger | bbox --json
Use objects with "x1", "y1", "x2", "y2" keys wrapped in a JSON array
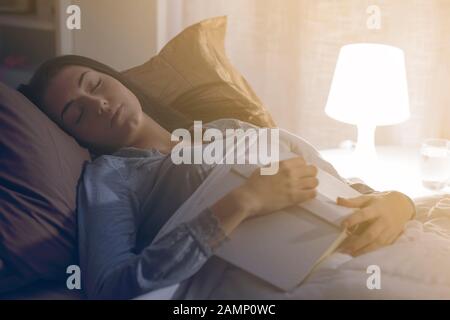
[
  {"x1": 342, "y1": 221, "x2": 385, "y2": 254},
  {"x1": 353, "y1": 227, "x2": 403, "y2": 256},
  {"x1": 278, "y1": 158, "x2": 307, "y2": 177},
  {"x1": 297, "y1": 177, "x2": 319, "y2": 190},
  {"x1": 337, "y1": 195, "x2": 372, "y2": 208},
  {"x1": 386, "y1": 229, "x2": 402, "y2": 245},
  {"x1": 354, "y1": 227, "x2": 397, "y2": 256},
  {"x1": 295, "y1": 189, "x2": 317, "y2": 203},
  {"x1": 280, "y1": 157, "x2": 306, "y2": 167},
  {"x1": 376, "y1": 228, "x2": 394, "y2": 244},
  {"x1": 352, "y1": 241, "x2": 383, "y2": 257},
  {"x1": 342, "y1": 207, "x2": 378, "y2": 229},
  {"x1": 293, "y1": 165, "x2": 318, "y2": 178},
  {"x1": 338, "y1": 234, "x2": 357, "y2": 252}
]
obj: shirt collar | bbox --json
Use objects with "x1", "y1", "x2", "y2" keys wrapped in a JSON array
[{"x1": 112, "y1": 147, "x2": 167, "y2": 158}]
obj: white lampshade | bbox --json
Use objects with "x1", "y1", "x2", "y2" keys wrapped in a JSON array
[{"x1": 325, "y1": 43, "x2": 410, "y2": 126}]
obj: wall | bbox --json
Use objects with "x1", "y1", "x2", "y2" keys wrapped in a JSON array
[
  {"x1": 159, "y1": 0, "x2": 450, "y2": 148},
  {"x1": 70, "y1": 0, "x2": 158, "y2": 71}
]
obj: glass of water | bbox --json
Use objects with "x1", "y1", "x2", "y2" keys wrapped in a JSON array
[{"x1": 420, "y1": 139, "x2": 450, "y2": 191}]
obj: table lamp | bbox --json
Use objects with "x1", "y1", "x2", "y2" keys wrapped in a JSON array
[{"x1": 325, "y1": 43, "x2": 410, "y2": 160}]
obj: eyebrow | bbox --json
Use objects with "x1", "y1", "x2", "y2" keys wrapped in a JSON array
[{"x1": 60, "y1": 70, "x2": 90, "y2": 122}]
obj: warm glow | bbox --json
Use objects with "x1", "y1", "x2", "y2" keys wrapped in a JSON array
[
  {"x1": 325, "y1": 43, "x2": 410, "y2": 126},
  {"x1": 325, "y1": 43, "x2": 411, "y2": 159}
]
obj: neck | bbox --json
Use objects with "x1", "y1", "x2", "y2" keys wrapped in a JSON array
[{"x1": 129, "y1": 114, "x2": 175, "y2": 154}]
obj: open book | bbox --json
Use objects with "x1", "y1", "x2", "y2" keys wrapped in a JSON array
[
  {"x1": 153, "y1": 142, "x2": 361, "y2": 291},
  {"x1": 154, "y1": 153, "x2": 360, "y2": 291},
  {"x1": 215, "y1": 160, "x2": 360, "y2": 291}
]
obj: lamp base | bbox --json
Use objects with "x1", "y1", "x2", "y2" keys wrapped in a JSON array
[{"x1": 354, "y1": 124, "x2": 377, "y2": 161}]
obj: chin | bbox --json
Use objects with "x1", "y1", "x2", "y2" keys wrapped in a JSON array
[
  {"x1": 118, "y1": 113, "x2": 140, "y2": 139},
  {"x1": 125, "y1": 112, "x2": 141, "y2": 130}
]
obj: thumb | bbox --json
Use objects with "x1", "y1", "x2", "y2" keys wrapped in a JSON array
[{"x1": 337, "y1": 195, "x2": 371, "y2": 208}]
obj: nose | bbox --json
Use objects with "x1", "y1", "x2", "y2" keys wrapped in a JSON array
[
  {"x1": 97, "y1": 100, "x2": 109, "y2": 115},
  {"x1": 83, "y1": 95, "x2": 109, "y2": 115}
]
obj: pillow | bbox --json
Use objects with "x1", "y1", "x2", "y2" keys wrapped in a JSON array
[
  {"x1": 0, "y1": 82, "x2": 90, "y2": 293},
  {"x1": 123, "y1": 16, "x2": 275, "y2": 128}
]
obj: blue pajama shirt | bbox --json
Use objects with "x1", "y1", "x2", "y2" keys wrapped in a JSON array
[{"x1": 77, "y1": 119, "x2": 374, "y2": 299}]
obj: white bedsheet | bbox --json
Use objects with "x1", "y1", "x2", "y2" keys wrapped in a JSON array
[
  {"x1": 175, "y1": 195, "x2": 450, "y2": 300},
  {"x1": 136, "y1": 194, "x2": 450, "y2": 300}
]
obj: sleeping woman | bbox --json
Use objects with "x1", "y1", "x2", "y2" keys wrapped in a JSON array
[{"x1": 18, "y1": 55, "x2": 416, "y2": 300}]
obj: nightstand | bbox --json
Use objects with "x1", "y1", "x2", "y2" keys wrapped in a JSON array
[{"x1": 320, "y1": 145, "x2": 450, "y2": 199}]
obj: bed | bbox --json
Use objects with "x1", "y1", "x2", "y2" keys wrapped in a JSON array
[
  {"x1": 133, "y1": 195, "x2": 450, "y2": 300},
  {"x1": 132, "y1": 135, "x2": 450, "y2": 300},
  {"x1": 3, "y1": 194, "x2": 450, "y2": 300}
]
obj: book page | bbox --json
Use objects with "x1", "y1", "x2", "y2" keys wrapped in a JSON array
[
  {"x1": 232, "y1": 157, "x2": 361, "y2": 226},
  {"x1": 213, "y1": 169, "x2": 347, "y2": 291},
  {"x1": 152, "y1": 136, "x2": 358, "y2": 290}
]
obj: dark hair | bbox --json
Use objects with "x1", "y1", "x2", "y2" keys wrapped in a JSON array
[{"x1": 17, "y1": 55, "x2": 193, "y2": 134}]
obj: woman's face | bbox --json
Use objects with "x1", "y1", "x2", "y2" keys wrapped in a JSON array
[{"x1": 43, "y1": 65, "x2": 143, "y2": 152}]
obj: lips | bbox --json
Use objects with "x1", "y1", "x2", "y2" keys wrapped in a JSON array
[{"x1": 110, "y1": 104, "x2": 124, "y2": 127}]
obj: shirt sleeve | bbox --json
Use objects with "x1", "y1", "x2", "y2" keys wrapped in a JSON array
[{"x1": 77, "y1": 160, "x2": 227, "y2": 300}]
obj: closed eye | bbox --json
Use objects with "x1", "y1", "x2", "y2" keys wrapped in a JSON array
[
  {"x1": 76, "y1": 108, "x2": 84, "y2": 125},
  {"x1": 92, "y1": 79, "x2": 102, "y2": 93}
]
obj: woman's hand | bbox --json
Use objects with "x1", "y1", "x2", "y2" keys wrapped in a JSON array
[
  {"x1": 337, "y1": 191, "x2": 415, "y2": 256},
  {"x1": 237, "y1": 157, "x2": 318, "y2": 218},
  {"x1": 209, "y1": 157, "x2": 318, "y2": 241}
]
